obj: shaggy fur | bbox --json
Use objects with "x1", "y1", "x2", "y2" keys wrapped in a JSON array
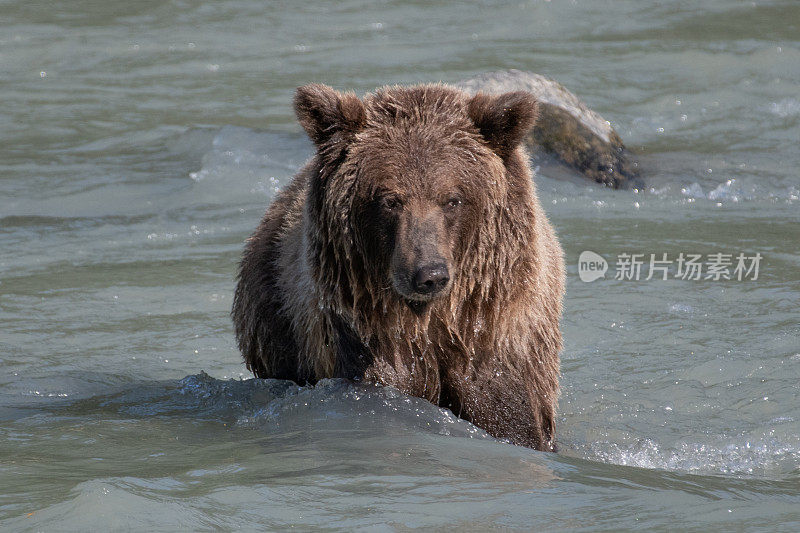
[{"x1": 232, "y1": 83, "x2": 565, "y2": 451}]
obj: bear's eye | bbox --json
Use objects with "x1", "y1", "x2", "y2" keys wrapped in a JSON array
[
  {"x1": 382, "y1": 196, "x2": 403, "y2": 212},
  {"x1": 444, "y1": 197, "x2": 462, "y2": 210}
]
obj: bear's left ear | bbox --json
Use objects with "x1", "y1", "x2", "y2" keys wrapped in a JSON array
[
  {"x1": 294, "y1": 84, "x2": 366, "y2": 149},
  {"x1": 467, "y1": 91, "x2": 539, "y2": 159}
]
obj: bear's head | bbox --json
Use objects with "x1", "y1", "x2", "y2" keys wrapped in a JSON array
[{"x1": 294, "y1": 83, "x2": 539, "y2": 320}]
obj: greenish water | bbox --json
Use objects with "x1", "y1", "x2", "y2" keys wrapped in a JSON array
[{"x1": 1, "y1": 1, "x2": 799, "y2": 530}]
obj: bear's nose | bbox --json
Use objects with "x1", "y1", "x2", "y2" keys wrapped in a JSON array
[{"x1": 412, "y1": 264, "x2": 450, "y2": 295}]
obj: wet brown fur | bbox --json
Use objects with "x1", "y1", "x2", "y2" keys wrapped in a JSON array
[{"x1": 232, "y1": 83, "x2": 565, "y2": 451}]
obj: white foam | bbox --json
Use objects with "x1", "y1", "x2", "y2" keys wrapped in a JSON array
[{"x1": 577, "y1": 436, "x2": 800, "y2": 478}]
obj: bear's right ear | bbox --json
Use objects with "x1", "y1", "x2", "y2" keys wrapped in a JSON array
[{"x1": 294, "y1": 84, "x2": 366, "y2": 148}]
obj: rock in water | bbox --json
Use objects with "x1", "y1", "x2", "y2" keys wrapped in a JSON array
[{"x1": 457, "y1": 69, "x2": 641, "y2": 189}]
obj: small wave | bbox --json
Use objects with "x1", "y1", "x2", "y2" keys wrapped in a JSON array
[
  {"x1": 677, "y1": 178, "x2": 799, "y2": 204},
  {"x1": 668, "y1": 303, "x2": 695, "y2": 314},
  {"x1": 575, "y1": 436, "x2": 800, "y2": 478},
  {"x1": 768, "y1": 98, "x2": 800, "y2": 118},
  {"x1": 186, "y1": 126, "x2": 308, "y2": 190},
  {"x1": 233, "y1": 377, "x2": 490, "y2": 440},
  {"x1": 680, "y1": 179, "x2": 751, "y2": 203},
  {"x1": 65, "y1": 373, "x2": 491, "y2": 442}
]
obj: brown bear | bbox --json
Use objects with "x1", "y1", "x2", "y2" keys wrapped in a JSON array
[{"x1": 232, "y1": 83, "x2": 565, "y2": 451}]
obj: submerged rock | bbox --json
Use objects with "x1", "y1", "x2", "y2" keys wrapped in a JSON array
[{"x1": 457, "y1": 69, "x2": 641, "y2": 189}]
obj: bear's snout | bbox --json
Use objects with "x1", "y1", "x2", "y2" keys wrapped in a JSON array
[
  {"x1": 389, "y1": 204, "x2": 454, "y2": 303},
  {"x1": 393, "y1": 257, "x2": 453, "y2": 302},
  {"x1": 412, "y1": 263, "x2": 450, "y2": 295}
]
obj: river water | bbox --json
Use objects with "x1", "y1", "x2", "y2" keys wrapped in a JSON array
[{"x1": 2, "y1": 0, "x2": 799, "y2": 530}]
